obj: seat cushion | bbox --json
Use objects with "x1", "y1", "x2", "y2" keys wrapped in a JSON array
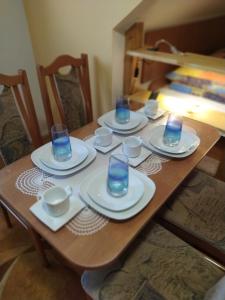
[
  {"x1": 55, "y1": 67, "x2": 86, "y2": 132},
  {"x1": 160, "y1": 170, "x2": 225, "y2": 252},
  {"x1": 0, "y1": 87, "x2": 32, "y2": 164},
  {"x1": 82, "y1": 221, "x2": 224, "y2": 300}
]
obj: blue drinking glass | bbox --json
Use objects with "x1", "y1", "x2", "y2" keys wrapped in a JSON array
[
  {"x1": 107, "y1": 154, "x2": 129, "y2": 197},
  {"x1": 163, "y1": 114, "x2": 183, "y2": 147},
  {"x1": 115, "y1": 97, "x2": 130, "y2": 124},
  {"x1": 51, "y1": 124, "x2": 72, "y2": 161}
]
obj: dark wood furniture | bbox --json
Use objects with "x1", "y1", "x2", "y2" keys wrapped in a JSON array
[
  {"x1": 142, "y1": 15, "x2": 225, "y2": 87},
  {"x1": 37, "y1": 54, "x2": 93, "y2": 135}
]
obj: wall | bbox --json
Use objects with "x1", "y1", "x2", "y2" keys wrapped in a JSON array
[
  {"x1": 23, "y1": 0, "x2": 142, "y2": 119},
  {"x1": 23, "y1": 0, "x2": 225, "y2": 125},
  {"x1": 0, "y1": 0, "x2": 46, "y2": 134}
]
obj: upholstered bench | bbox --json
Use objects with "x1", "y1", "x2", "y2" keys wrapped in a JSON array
[
  {"x1": 157, "y1": 170, "x2": 225, "y2": 265},
  {"x1": 82, "y1": 221, "x2": 224, "y2": 300}
]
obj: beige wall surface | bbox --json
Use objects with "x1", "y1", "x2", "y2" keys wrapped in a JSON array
[
  {"x1": 23, "y1": 0, "x2": 225, "y2": 125},
  {"x1": 23, "y1": 0, "x2": 141, "y2": 119},
  {"x1": 0, "y1": 0, "x2": 46, "y2": 134}
]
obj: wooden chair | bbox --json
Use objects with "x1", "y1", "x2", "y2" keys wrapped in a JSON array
[
  {"x1": 37, "y1": 54, "x2": 93, "y2": 135},
  {"x1": 0, "y1": 70, "x2": 48, "y2": 266},
  {"x1": 156, "y1": 169, "x2": 225, "y2": 267},
  {"x1": 82, "y1": 220, "x2": 225, "y2": 300},
  {"x1": 0, "y1": 70, "x2": 42, "y2": 225},
  {"x1": 0, "y1": 70, "x2": 42, "y2": 152}
]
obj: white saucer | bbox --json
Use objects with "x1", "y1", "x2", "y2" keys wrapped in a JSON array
[
  {"x1": 98, "y1": 110, "x2": 148, "y2": 135},
  {"x1": 112, "y1": 145, "x2": 152, "y2": 167},
  {"x1": 143, "y1": 136, "x2": 200, "y2": 159},
  {"x1": 79, "y1": 168, "x2": 156, "y2": 220},
  {"x1": 87, "y1": 170, "x2": 144, "y2": 211},
  {"x1": 40, "y1": 139, "x2": 88, "y2": 170},
  {"x1": 30, "y1": 196, "x2": 85, "y2": 231},
  {"x1": 85, "y1": 135, "x2": 122, "y2": 154},
  {"x1": 104, "y1": 112, "x2": 142, "y2": 130},
  {"x1": 31, "y1": 138, "x2": 97, "y2": 176},
  {"x1": 145, "y1": 108, "x2": 166, "y2": 120},
  {"x1": 149, "y1": 125, "x2": 200, "y2": 154},
  {"x1": 138, "y1": 107, "x2": 166, "y2": 120}
]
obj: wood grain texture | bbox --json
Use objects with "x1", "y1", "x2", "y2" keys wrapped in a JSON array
[
  {"x1": 0, "y1": 117, "x2": 219, "y2": 270},
  {"x1": 142, "y1": 15, "x2": 225, "y2": 84},
  {"x1": 124, "y1": 23, "x2": 144, "y2": 95}
]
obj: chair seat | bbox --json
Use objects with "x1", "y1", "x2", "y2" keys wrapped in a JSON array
[
  {"x1": 82, "y1": 221, "x2": 224, "y2": 300},
  {"x1": 159, "y1": 170, "x2": 225, "y2": 253}
]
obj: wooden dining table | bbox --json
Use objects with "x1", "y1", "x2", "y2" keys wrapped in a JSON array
[{"x1": 0, "y1": 116, "x2": 220, "y2": 271}]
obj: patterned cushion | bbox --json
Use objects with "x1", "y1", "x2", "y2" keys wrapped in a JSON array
[
  {"x1": 54, "y1": 67, "x2": 86, "y2": 132},
  {"x1": 0, "y1": 87, "x2": 32, "y2": 164},
  {"x1": 82, "y1": 222, "x2": 224, "y2": 300},
  {"x1": 166, "y1": 67, "x2": 225, "y2": 104},
  {"x1": 160, "y1": 170, "x2": 225, "y2": 252}
]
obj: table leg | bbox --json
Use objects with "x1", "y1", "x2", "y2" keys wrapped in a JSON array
[
  {"x1": 28, "y1": 227, "x2": 49, "y2": 267},
  {"x1": 0, "y1": 202, "x2": 12, "y2": 228}
]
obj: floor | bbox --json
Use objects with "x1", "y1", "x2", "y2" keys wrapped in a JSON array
[{"x1": 0, "y1": 212, "x2": 87, "y2": 300}]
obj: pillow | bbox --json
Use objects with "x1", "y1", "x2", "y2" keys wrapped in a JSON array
[
  {"x1": 54, "y1": 67, "x2": 86, "y2": 132},
  {"x1": 0, "y1": 87, "x2": 32, "y2": 164},
  {"x1": 166, "y1": 66, "x2": 225, "y2": 103}
]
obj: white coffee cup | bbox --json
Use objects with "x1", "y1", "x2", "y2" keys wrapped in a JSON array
[
  {"x1": 95, "y1": 127, "x2": 112, "y2": 147},
  {"x1": 123, "y1": 136, "x2": 142, "y2": 158},
  {"x1": 37, "y1": 186, "x2": 72, "y2": 217},
  {"x1": 144, "y1": 100, "x2": 158, "y2": 116}
]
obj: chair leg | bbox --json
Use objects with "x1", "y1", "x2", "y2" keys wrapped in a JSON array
[
  {"x1": 0, "y1": 203, "x2": 12, "y2": 228},
  {"x1": 28, "y1": 227, "x2": 49, "y2": 267}
]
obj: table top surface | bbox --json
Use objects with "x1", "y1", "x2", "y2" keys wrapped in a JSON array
[
  {"x1": 0, "y1": 116, "x2": 220, "y2": 270},
  {"x1": 129, "y1": 88, "x2": 225, "y2": 135}
]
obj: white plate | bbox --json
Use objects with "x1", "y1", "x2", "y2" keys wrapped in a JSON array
[
  {"x1": 87, "y1": 170, "x2": 144, "y2": 211},
  {"x1": 79, "y1": 168, "x2": 156, "y2": 220},
  {"x1": 40, "y1": 139, "x2": 89, "y2": 170},
  {"x1": 30, "y1": 196, "x2": 85, "y2": 231},
  {"x1": 104, "y1": 111, "x2": 142, "y2": 130},
  {"x1": 31, "y1": 138, "x2": 97, "y2": 176},
  {"x1": 112, "y1": 145, "x2": 152, "y2": 167},
  {"x1": 143, "y1": 137, "x2": 200, "y2": 158},
  {"x1": 139, "y1": 107, "x2": 166, "y2": 120},
  {"x1": 85, "y1": 135, "x2": 122, "y2": 154},
  {"x1": 98, "y1": 110, "x2": 148, "y2": 135},
  {"x1": 149, "y1": 125, "x2": 200, "y2": 154}
]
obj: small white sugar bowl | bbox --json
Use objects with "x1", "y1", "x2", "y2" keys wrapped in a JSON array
[
  {"x1": 123, "y1": 136, "x2": 142, "y2": 158},
  {"x1": 37, "y1": 186, "x2": 72, "y2": 217},
  {"x1": 144, "y1": 99, "x2": 158, "y2": 116},
  {"x1": 95, "y1": 127, "x2": 113, "y2": 147}
]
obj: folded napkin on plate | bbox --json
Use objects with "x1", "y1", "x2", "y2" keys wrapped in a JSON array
[{"x1": 204, "y1": 276, "x2": 225, "y2": 300}]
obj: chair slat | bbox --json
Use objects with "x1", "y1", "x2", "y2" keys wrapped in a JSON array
[{"x1": 37, "y1": 54, "x2": 93, "y2": 134}]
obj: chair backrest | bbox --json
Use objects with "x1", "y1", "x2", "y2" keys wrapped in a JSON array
[
  {"x1": 0, "y1": 70, "x2": 42, "y2": 165},
  {"x1": 37, "y1": 54, "x2": 93, "y2": 134}
]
